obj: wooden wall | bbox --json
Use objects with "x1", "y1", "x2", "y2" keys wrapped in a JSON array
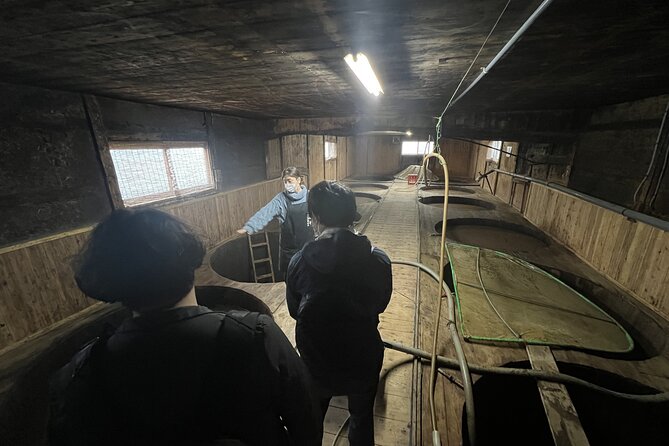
[
  {"x1": 264, "y1": 133, "x2": 351, "y2": 186},
  {"x1": 523, "y1": 183, "x2": 669, "y2": 319},
  {"x1": 265, "y1": 138, "x2": 282, "y2": 179},
  {"x1": 280, "y1": 134, "x2": 309, "y2": 171},
  {"x1": 485, "y1": 172, "x2": 669, "y2": 321},
  {"x1": 0, "y1": 179, "x2": 282, "y2": 352},
  {"x1": 349, "y1": 135, "x2": 402, "y2": 176},
  {"x1": 440, "y1": 138, "x2": 482, "y2": 180},
  {"x1": 307, "y1": 135, "x2": 325, "y2": 186},
  {"x1": 324, "y1": 135, "x2": 337, "y2": 180},
  {"x1": 336, "y1": 136, "x2": 348, "y2": 180}
]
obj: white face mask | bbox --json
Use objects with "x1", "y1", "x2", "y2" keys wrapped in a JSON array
[{"x1": 284, "y1": 183, "x2": 297, "y2": 193}]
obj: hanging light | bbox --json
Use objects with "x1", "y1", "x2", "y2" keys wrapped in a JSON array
[{"x1": 344, "y1": 53, "x2": 384, "y2": 96}]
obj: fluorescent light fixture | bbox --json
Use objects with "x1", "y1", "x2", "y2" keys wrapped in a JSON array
[{"x1": 344, "y1": 53, "x2": 384, "y2": 96}]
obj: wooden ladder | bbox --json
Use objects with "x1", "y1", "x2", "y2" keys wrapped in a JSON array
[{"x1": 247, "y1": 232, "x2": 276, "y2": 283}]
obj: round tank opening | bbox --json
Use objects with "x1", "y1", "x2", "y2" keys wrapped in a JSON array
[
  {"x1": 419, "y1": 196, "x2": 495, "y2": 211},
  {"x1": 350, "y1": 175, "x2": 394, "y2": 181},
  {"x1": 464, "y1": 361, "x2": 669, "y2": 446},
  {"x1": 210, "y1": 233, "x2": 281, "y2": 283},
  {"x1": 421, "y1": 185, "x2": 475, "y2": 194},
  {"x1": 345, "y1": 182, "x2": 389, "y2": 190},
  {"x1": 435, "y1": 218, "x2": 549, "y2": 252}
]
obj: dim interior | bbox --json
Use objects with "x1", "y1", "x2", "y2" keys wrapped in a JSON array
[{"x1": 1, "y1": 1, "x2": 669, "y2": 445}]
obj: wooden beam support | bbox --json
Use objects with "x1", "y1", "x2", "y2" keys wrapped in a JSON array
[
  {"x1": 527, "y1": 345, "x2": 590, "y2": 446},
  {"x1": 81, "y1": 94, "x2": 124, "y2": 209}
]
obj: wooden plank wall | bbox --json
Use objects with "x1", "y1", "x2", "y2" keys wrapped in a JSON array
[
  {"x1": 324, "y1": 135, "x2": 337, "y2": 180},
  {"x1": 281, "y1": 134, "x2": 308, "y2": 171},
  {"x1": 336, "y1": 136, "x2": 348, "y2": 180},
  {"x1": 265, "y1": 138, "x2": 282, "y2": 179},
  {"x1": 492, "y1": 142, "x2": 519, "y2": 205},
  {"x1": 307, "y1": 135, "x2": 325, "y2": 187},
  {"x1": 523, "y1": 183, "x2": 669, "y2": 319},
  {"x1": 0, "y1": 179, "x2": 282, "y2": 351},
  {"x1": 440, "y1": 138, "x2": 485, "y2": 180},
  {"x1": 352, "y1": 136, "x2": 368, "y2": 176},
  {"x1": 347, "y1": 136, "x2": 355, "y2": 178},
  {"x1": 366, "y1": 136, "x2": 401, "y2": 175}
]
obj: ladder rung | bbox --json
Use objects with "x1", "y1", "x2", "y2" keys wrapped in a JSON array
[
  {"x1": 256, "y1": 273, "x2": 274, "y2": 280},
  {"x1": 253, "y1": 258, "x2": 270, "y2": 264},
  {"x1": 250, "y1": 243, "x2": 269, "y2": 248}
]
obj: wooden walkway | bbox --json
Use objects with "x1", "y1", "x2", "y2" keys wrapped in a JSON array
[{"x1": 197, "y1": 180, "x2": 420, "y2": 446}]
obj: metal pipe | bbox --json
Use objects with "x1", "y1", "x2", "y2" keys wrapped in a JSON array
[
  {"x1": 493, "y1": 169, "x2": 669, "y2": 232},
  {"x1": 383, "y1": 340, "x2": 669, "y2": 403},
  {"x1": 393, "y1": 259, "x2": 476, "y2": 446},
  {"x1": 450, "y1": 0, "x2": 555, "y2": 108}
]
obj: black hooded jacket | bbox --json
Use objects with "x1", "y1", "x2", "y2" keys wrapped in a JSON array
[
  {"x1": 285, "y1": 229, "x2": 392, "y2": 394},
  {"x1": 49, "y1": 306, "x2": 322, "y2": 446}
]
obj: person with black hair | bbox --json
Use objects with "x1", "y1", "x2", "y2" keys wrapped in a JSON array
[
  {"x1": 285, "y1": 181, "x2": 393, "y2": 446},
  {"x1": 237, "y1": 166, "x2": 314, "y2": 280},
  {"x1": 50, "y1": 208, "x2": 321, "y2": 446}
]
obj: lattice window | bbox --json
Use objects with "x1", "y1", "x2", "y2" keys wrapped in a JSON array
[
  {"x1": 109, "y1": 141, "x2": 214, "y2": 206},
  {"x1": 401, "y1": 140, "x2": 434, "y2": 155}
]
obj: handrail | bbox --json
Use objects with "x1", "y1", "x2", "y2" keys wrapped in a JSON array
[{"x1": 493, "y1": 169, "x2": 669, "y2": 232}]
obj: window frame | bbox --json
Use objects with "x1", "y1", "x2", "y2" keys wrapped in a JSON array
[{"x1": 108, "y1": 140, "x2": 215, "y2": 207}]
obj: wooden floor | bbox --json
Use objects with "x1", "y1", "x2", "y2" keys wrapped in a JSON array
[{"x1": 197, "y1": 180, "x2": 420, "y2": 445}]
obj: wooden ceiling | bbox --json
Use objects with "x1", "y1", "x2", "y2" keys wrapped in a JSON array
[{"x1": 1, "y1": 0, "x2": 668, "y2": 120}]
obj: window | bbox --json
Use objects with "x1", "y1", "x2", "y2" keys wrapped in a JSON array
[
  {"x1": 401, "y1": 140, "x2": 434, "y2": 156},
  {"x1": 487, "y1": 141, "x2": 502, "y2": 162},
  {"x1": 109, "y1": 141, "x2": 214, "y2": 206},
  {"x1": 325, "y1": 141, "x2": 337, "y2": 160}
]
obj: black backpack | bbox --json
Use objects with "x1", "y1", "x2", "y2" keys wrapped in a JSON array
[{"x1": 48, "y1": 310, "x2": 265, "y2": 446}]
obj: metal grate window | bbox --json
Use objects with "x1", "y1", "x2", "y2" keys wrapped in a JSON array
[{"x1": 109, "y1": 141, "x2": 214, "y2": 206}]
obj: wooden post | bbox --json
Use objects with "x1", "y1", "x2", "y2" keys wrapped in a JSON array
[
  {"x1": 81, "y1": 94, "x2": 124, "y2": 209},
  {"x1": 526, "y1": 345, "x2": 590, "y2": 446}
]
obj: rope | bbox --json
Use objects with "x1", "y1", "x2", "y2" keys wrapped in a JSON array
[{"x1": 475, "y1": 247, "x2": 522, "y2": 339}]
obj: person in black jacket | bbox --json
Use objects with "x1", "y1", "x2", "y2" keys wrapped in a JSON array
[
  {"x1": 285, "y1": 181, "x2": 392, "y2": 446},
  {"x1": 49, "y1": 208, "x2": 321, "y2": 446}
]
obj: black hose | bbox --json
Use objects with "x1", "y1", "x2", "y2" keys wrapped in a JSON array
[{"x1": 384, "y1": 340, "x2": 669, "y2": 403}]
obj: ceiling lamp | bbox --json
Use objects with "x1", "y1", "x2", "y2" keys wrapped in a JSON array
[{"x1": 344, "y1": 53, "x2": 384, "y2": 96}]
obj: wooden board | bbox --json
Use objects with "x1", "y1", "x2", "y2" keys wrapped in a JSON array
[
  {"x1": 440, "y1": 138, "x2": 478, "y2": 180},
  {"x1": 307, "y1": 134, "x2": 325, "y2": 187},
  {"x1": 0, "y1": 231, "x2": 94, "y2": 350},
  {"x1": 353, "y1": 136, "x2": 369, "y2": 176},
  {"x1": 347, "y1": 136, "x2": 356, "y2": 179},
  {"x1": 281, "y1": 134, "x2": 308, "y2": 171},
  {"x1": 527, "y1": 345, "x2": 590, "y2": 446},
  {"x1": 366, "y1": 136, "x2": 401, "y2": 175},
  {"x1": 522, "y1": 182, "x2": 669, "y2": 321},
  {"x1": 265, "y1": 138, "x2": 282, "y2": 179},
  {"x1": 325, "y1": 135, "x2": 337, "y2": 181},
  {"x1": 337, "y1": 136, "x2": 348, "y2": 180}
]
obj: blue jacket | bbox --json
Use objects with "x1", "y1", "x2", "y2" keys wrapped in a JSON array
[
  {"x1": 286, "y1": 228, "x2": 392, "y2": 394},
  {"x1": 243, "y1": 188, "x2": 308, "y2": 233}
]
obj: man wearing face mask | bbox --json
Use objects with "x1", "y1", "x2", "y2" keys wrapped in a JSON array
[
  {"x1": 285, "y1": 181, "x2": 392, "y2": 446},
  {"x1": 238, "y1": 166, "x2": 314, "y2": 281}
]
